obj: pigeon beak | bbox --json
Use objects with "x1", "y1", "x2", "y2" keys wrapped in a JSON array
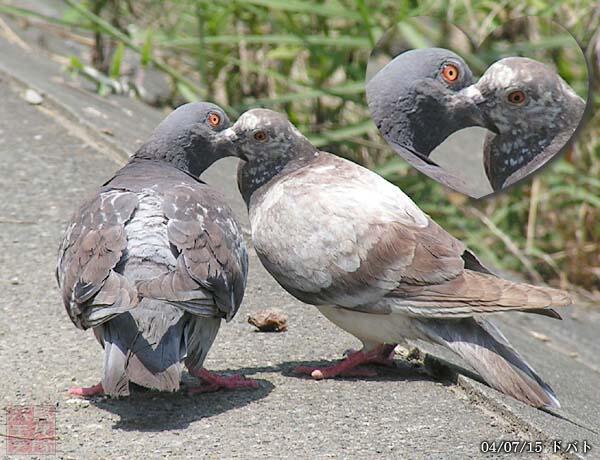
[
  {"x1": 459, "y1": 85, "x2": 485, "y2": 105},
  {"x1": 219, "y1": 127, "x2": 238, "y2": 142},
  {"x1": 215, "y1": 127, "x2": 244, "y2": 159},
  {"x1": 458, "y1": 85, "x2": 500, "y2": 134}
]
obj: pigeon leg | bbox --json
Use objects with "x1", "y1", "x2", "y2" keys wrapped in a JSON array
[
  {"x1": 295, "y1": 343, "x2": 398, "y2": 380},
  {"x1": 343, "y1": 343, "x2": 397, "y2": 367},
  {"x1": 187, "y1": 368, "x2": 260, "y2": 394},
  {"x1": 68, "y1": 382, "x2": 104, "y2": 397}
]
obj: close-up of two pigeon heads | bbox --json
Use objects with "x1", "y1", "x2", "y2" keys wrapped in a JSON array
[{"x1": 367, "y1": 47, "x2": 586, "y2": 197}]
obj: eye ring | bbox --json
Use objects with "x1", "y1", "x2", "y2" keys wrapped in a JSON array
[
  {"x1": 507, "y1": 90, "x2": 526, "y2": 105},
  {"x1": 207, "y1": 112, "x2": 222, "y2": 128},
  {"x1": 254, "y1": 130, "x2": 268, "y2": 142},
  {"x1": 441, "y1": 63, "x2": 460, "y2": 83}
]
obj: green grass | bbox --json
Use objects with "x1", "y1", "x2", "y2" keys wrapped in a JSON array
[{"x1": 3, "y1": 0, "x2": 599, "y2": 295}]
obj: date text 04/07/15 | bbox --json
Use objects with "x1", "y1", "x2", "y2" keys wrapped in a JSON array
[{"x1": 480, "y1": 440, "x2": 592, "y2": 455}]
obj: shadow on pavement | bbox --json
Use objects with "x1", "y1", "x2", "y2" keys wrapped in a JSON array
[{"x1": 88, "y1": 374, "x2": 274, "y2": 431}]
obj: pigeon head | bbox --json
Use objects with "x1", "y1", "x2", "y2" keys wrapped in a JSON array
[
  {"x1": 227, "y1": 108, "x2": 315, "y2": 162},
  {"x1": 133, "y1": 102, "x2": 233, "y2": 177},
  {"x1": 366, "y1": 47, "x2": 486, "y2": 158},
  {"x1": 225, "y1": 108, "x2": 317, "y2": 203},
  {"x1": 465, "y1": 57, "x2": 585, "y2": 190}
]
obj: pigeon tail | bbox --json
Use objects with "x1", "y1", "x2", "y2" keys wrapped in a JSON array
[
  {"x1": 101, "y1": 331, "x2": 130, "y2": 397},
  {"x1": 418, "y1": 317, "x2": 560, "y2": 409},
  {"x1": 100, "y1": 299, "x2": 189, "y2": 396}
]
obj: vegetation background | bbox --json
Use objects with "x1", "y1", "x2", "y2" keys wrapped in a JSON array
[{"x1": 1, "y1": 0, "x2": 599, "y2": 301}]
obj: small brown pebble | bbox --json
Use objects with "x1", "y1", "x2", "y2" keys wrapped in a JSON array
[{"x1": 248, "y1": 309, "x2": 288, "y2": 332}]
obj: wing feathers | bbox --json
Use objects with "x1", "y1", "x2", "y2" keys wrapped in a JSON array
[
  {"x1": 57, "y1": 191, "x2": 138, "y2": 329},
  {"x1": 161, "y1": 186, "x2": 248, "y2": 321},
  {"x1": 387, "y1": 270, "x2": 571, "y2": 317}
]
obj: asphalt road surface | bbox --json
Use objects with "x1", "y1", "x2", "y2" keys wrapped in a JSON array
[{"x1": 0, "y1": 16, "x2": 598, "y2": 460}]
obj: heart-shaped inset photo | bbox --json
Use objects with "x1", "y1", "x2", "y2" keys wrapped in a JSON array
[{"x1": 366, "y1": 17, "x2": 589, "y2": 198}]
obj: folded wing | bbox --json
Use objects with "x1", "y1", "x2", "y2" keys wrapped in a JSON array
[
  {"x1": 136, "y1": 184, "x2": 248, "y2": 321},
  {"x1": 57, "y1": 190, "x2": 139, "y2": 329},
  {"x1": 252, "y1": 153, "x2": 569, "y2": 317}
]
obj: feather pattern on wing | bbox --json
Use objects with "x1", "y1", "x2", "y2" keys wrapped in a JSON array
[
  {"x1": 57, "y1": 190, "x2": 139, "y2": 329},
  {"x1": 135, "y1": 184, "x2": 248, "y2": 321},
  {"x1": 249, "y1": 152, "x2": 570, "y2": 316}
]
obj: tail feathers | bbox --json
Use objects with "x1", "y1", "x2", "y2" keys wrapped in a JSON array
[
  {"x1": 123, "y1": 354, "x2": 183, "y2": 394},
  {"x1": 419, "y1": 317, "x2": 560, "y2": 409},
  {"x1": 100, "y1": 299, "x2": 189, "y2": 396},
  {"x1": 102, "y1": 337, "x2": 130, "y2": 397}
]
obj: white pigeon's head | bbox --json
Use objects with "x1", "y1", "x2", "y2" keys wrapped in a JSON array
[
  {"x1": 224, "y1": 109, "x2": 318, "y2": 205},
  {"x1": 462, "y1": 57, "x2": 585, "y2": 190},
  {"x1": 223, "y1": 108, "x2": 315, "y2": 163},
  {"x1": 463, "y1": 57, "x2": 582, "y2": 134}
]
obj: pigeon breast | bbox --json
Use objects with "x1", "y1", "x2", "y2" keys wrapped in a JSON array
[{"x1": 247, "y1": 152, "x2": 461, "y2": 308}]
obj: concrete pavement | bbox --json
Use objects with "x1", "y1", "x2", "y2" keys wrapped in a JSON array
[{"x1": 0, "y1": 17, "x2": 598, "y2": 460}]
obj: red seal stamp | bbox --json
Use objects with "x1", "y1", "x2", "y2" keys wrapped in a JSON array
[{"x1": 6, "y1": 405, "x2": 57, "y2": 455}]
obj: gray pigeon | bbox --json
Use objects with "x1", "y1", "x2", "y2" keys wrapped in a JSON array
[
  {"x1": 57, "y1": 102, "x2": 258, "y2": 397},
  {"x1": 461, "y1": 57, "x2": 586, "y2": 191},
  {"x1": 229, "y1": 108, "x2": 571, "y2": 409}
]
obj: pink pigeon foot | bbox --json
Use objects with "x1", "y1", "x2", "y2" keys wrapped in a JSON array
[
  {"x1": 343, "y1": 344, "x2": 397, "y2": 367},
  {"x1": 295, "y1": 343, "x2": 398, "y2": 380},
  {"x1": 68, "y1": 382, "x2": 104, "y2": 397},
  {"x1": 187, "y1": 368, "x2": 260, "y2": 394}
]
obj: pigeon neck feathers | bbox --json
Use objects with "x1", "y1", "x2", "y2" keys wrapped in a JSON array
[
  {"x1": 237, "y1": 140, "x2": 317, "y2": 206},
  {"x1": 132, "y1": 132, "x2": 225, "y2": 178},
  {"x1": 485, "y1": 125, "x2": 555, "y2": 190}
]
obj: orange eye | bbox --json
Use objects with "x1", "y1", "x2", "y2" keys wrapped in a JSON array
[
  {"x1": 441, "y1": 64, "x2": 460, "y2": 82},
  {"x1": 207, "y1": 112, "x2": 221, "y2": 128},
  {"x1": 507, "y1": 90, "x2": 526, "y2": 105},
  {"x1": 254, "y1": 131, "x2": 268, "y2": 142}
]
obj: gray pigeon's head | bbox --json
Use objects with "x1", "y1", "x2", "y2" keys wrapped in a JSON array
[
  {"x1": 226, "y1": 109, "x2": 317, "y2": 203},
  {"x1": 134, "y1": 102, "x2": 234, "y2": 177},
  {"x1": 366, "y1": 47, "x2": 486, "y2": 158},
  {"x1": 464, "y1": 57, "x2": 585, "y2": 190}
]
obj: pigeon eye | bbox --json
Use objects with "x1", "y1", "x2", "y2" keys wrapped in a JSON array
[
  {"x1": 254, "y1": 131, "x2": 268, "y2": 142},
  {"x1": 441, "y1": 64, "x2": 460, "y2": 83},
  {"x1": 507, "y1": 90, "x2": 526, "y2": 105},
  {"x1": 207, "y1": 112, "x2": 222, "y2": 128}
]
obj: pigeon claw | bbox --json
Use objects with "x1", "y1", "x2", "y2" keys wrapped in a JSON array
[
  {"x1": 294, "y1": 344, "x2": 398, "y2": 380},
  {"x1": 187, "y1": 368, "x2": 259, "y2": 394},
  {"x1": 68, "y1": 382, "x2": 104, "y2": 397}
]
